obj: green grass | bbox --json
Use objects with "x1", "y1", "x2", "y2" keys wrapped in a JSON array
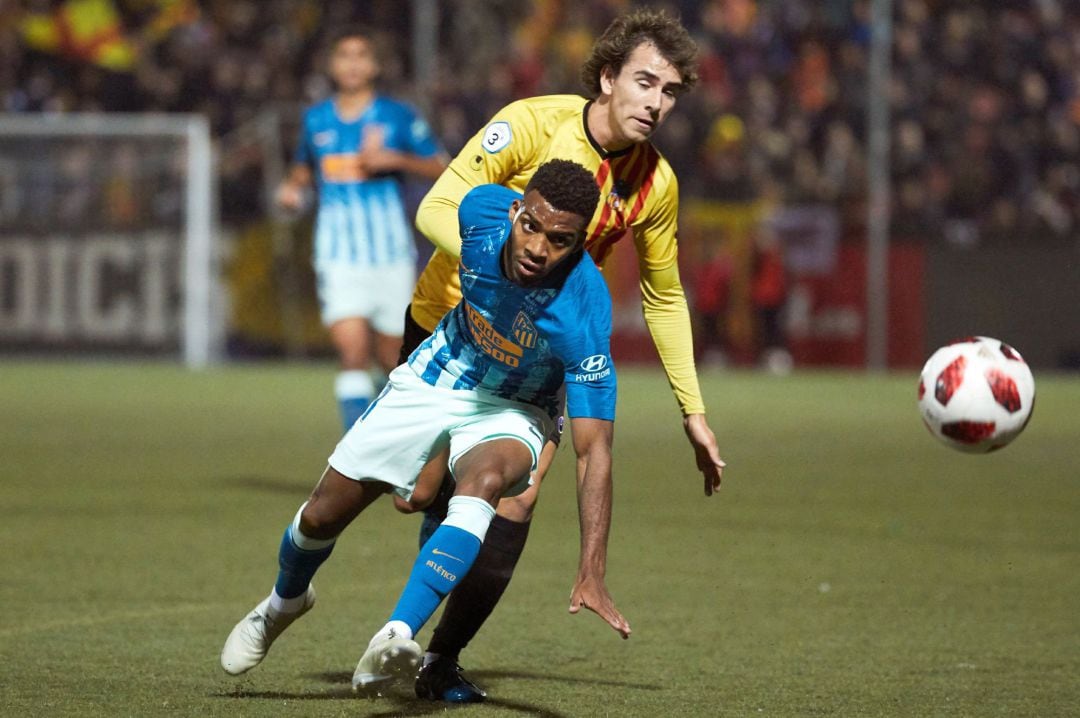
[{"x1": 2, "y1": 361, "x2": 1077, "y2": 717}]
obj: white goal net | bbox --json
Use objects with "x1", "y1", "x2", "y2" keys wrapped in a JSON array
[{"x1": 0, "y1": 113, "x2": 222, "y2": 367}]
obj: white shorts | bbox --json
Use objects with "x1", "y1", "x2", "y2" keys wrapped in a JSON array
[
  {"x1": 315, "y1": 261, "x2": 415, "y2": 333},
  {"x1": 327, "y1": 364, "x2": 555, "y2": 501}
]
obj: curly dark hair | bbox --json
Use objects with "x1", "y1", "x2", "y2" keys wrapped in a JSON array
[
  {"x1": 525, "y1": 159, "x2": 601, "y2": 223},
  {"x1": 580, "y1": 8, "x2": 699, "y2": 96}
]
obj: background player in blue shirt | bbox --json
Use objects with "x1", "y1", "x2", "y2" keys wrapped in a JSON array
[
  {"x1": 276, "y1": 25, "x2": 447, "y2": 431},
  {"x1": 222, "y1": 159, "x2": 631, "y2": 691}
]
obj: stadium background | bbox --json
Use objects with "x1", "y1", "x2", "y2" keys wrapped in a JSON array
[
  {"x1": 2, "y1": 3, "x2": 1079, "y2": 717},
  {"x1": 3, "y1": 0, "x2": 1078, "y2": 371}
]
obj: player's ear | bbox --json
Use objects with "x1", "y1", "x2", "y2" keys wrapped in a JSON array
[
  {"x1": 599, "y1": 65, "x2": 616, "y2": 95},
  {"x1": 508, "y1": 199, "x2": 521, "y2": 222}
]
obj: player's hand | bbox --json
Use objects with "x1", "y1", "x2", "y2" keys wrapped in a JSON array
[
  {"x1": 357, "y1": 147, "x2": 406, "y2": 174},
  {"x1": 275, "y1": 181, "x2": 305, "y2": 212},
  {"x1": 569, "y1": 575, "x2": 631, "y2": 639},
  {"x1": 683, "y1": 413, "x2": 725, "y2": 496}
]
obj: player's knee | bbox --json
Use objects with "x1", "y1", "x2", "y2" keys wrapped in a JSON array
[
  {"x1": 457, "y1": 467, "x2": 514, "y2": 504},
  {"x1": 298, "y1": 502, "x2": 343, "y2": 540}
]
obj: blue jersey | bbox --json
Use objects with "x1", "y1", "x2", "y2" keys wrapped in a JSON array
[
  {"x1": 408, "y1": 184, "x2": 616, "y2": 421},
  {"x1": 296, "y1": 96, "x2": 441, "y2": 266}
]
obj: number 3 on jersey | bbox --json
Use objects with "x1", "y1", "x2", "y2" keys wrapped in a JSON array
[{"x1": 482, "y1": 122, "x2": 512, "y2": 153}]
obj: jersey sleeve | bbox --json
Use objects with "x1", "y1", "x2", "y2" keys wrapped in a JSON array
[
  {"x1": 293, "y1": 110, "x2": 314, "y2": 169},
  {"x1": 457, "y1": 184, "x2": 518, "y2": 249},
  {"x1": 632, "y1": 169, "x2": 707, "y2": 415},
  {"x1": 415, "y1": 98, "x2": 544, "y2": 258},
  {"x1": 399, "y1": 103, "x2": 442, "y2": 158},
  {"x1": 545, "y1": 265, "x2": 617, "y2": 421}
]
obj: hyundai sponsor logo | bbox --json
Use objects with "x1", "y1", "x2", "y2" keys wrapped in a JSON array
[{"x1": 575, "y1": 354, "x2": 612, "y2": 382}]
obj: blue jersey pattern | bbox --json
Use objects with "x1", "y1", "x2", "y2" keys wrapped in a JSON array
[
  {"x1": 408, "y1": 185, "x2": 616, "y2": 421},
  {"x1": 297, "y1": 97, "x2": 441, "y2": 266}
]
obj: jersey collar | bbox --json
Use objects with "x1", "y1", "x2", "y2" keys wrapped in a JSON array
[{"x1": 582, "y1": 101, "x2": 636, "y2": 160}]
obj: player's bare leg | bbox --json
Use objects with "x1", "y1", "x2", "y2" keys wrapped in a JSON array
[
  {"x1": 373, "y1": 329, "x2": 403, "y2": 375},
  {"x1": 330, "y1": 316, "x2": 377, "y2": 431},
  {"x1": 416, "y1": 440, "x2": 555, "y2": 702},
  {"x1": 221, "y1": 468, "x2": 387, "y2": 675},
  {"x1": 356, "y1": 438, "x2": 534, "y2": 691}
]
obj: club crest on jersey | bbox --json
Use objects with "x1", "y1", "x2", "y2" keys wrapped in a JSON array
[
  {"x1": 512, "y1": 312, "x2": 538, "y2": 349},
  {"x1": 482, "y1": 121, "x2": 512, "y2": 153},
  {"x1": 606, "y1": 179, "x2": 630, "y2": 213},
  {"x1": 313, "y1": 129, "x2": 336, "y2": 147}
]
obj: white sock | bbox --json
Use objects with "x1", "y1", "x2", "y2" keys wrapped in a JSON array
[
  {"x1": 374, "y1": 619, "x2": 414, "y2": 642},
  {"x1": 335, "y1": 370, "x2": 375, "y2": 402},
  {"x1": 442, "y1": 495, "x2": 497, "y2": 542},
  {"x1": 269, "y1": 587, "x2": 308, "y2": 615}
]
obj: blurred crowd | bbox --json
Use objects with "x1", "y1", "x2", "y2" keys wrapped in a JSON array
[{"x1": 3, "y1": 0, "x2": 1080, "y2": 245}]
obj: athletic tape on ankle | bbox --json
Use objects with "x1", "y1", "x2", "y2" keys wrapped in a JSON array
[
  {"x1": 290, "y1": 502, "x2": 337, "y2": 551},
  {"x1": 442, "y1": 496, "x2": 496, "y2": 542}
]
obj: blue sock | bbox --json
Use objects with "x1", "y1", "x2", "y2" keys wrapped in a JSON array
[
  {"x1": 418, "y1": 513, "x2": 441, "y2": 548},
  {"x1": 390, "y1": 525, "x2": 482, "y2": 635},
  {"x1": 338, "y1": 397, "x2": 369, "y2": 432},
  {"x1": 335, "y1": 370, "x2": 374, "y2": 433},
  {"x1": 417, "y1": 476, "x2": 456, "y2": 548},
  {"x1": 274, "y1": 509, "x2": 336, "y2": 599}
]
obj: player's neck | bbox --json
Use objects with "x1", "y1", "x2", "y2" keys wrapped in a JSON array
[
  {"x1": 334, "y1": 88, "x2": 376, "y2": 121},
  {"x1": 585, "y1": 98, "x2": 636, "y2": 154}
]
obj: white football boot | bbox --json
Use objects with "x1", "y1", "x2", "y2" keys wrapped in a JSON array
[
  {"x1": 351, "y1": 625, "x2": 422, "y2": 690},
  {"x1": 220, "y1": 585, "x2": 316, "y2": 675}
]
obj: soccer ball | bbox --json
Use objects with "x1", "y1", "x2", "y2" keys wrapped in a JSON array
[{"x1": 917, "y1": 336, "x2": 1035, "y2": 453}]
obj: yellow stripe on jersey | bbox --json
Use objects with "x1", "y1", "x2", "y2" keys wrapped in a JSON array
[{"x1": 413, "y1": 95, "x2": 705, "y2": 415}]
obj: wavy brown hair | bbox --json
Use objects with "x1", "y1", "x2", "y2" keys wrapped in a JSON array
[{"x1": 580, "y1": 8, "x2": 699, "y2": 96}]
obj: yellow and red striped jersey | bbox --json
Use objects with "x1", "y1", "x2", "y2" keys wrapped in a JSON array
[{"x1": 414, "y1": 95, "x2": 705, "y2": 415}]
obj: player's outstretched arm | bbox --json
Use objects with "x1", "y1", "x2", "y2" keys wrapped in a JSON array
[
  {"x1": 567, "y1": 417, "x2": 631, "y2": 639},
  {"x1": 415, "y1": 166, "x2": 474, "y2": 258},
  {"x1": 683, "y1": 413, "x2": 725, "y2": 496},
  {"x1": 275, "y1": 164, "x2": 312, "y2": 213},
  {"x1": 357, "y1": 147, "x2": 447, "y2": 180},
  {"x1": 635, "y1": 246, "x2": 727, "y2": 495}
]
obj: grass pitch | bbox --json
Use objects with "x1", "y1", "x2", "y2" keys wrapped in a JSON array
[{"x1": 1, "y1": 361, "x2": 1077, "y2": 717}]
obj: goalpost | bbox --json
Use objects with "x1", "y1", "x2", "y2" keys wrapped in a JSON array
[{"x1": 0, "y1": 113, "x2": 222, "y2": 368}]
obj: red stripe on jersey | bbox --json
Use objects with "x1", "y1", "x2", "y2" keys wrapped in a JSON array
[
  {"x1": 589, "y1": 147, "x2": 660, "y2": 264},
  {"x1": 588, "y1": 228, "x2": 627, "y2": 265},
  {"x1": 587, "y1": 160, "x2": 615, "y2": 247},
  {"x1": 626, "y1": 147, "x2": 660, "y2": 226},
  {"x1": 594, "y1": 159, "x2": 611, "y2": 188},
  {"x1": 587, "y1": 151, "x2": 638, "y2": 249}
]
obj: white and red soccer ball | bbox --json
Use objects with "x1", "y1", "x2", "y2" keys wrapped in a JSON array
[{"x1": 917, "y1": 336, "x2": 1035, "y2": 453}]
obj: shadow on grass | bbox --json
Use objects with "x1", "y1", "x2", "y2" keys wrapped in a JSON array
[
  {"x1": 214, "y1": 687, "x2": 570, "y2": 717},
  {"x1": 216, "y1": 475, "x2": 311, "y2": 495},
  {"x1": 307, "y1": 668, "x2": 661, "y2": 692},
  {"x1": 466, "y1": 668, "x2": 662, "y2": 691},
  {"x1": 212, "y1": 668, "x2": 660, "y2": 716}
]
